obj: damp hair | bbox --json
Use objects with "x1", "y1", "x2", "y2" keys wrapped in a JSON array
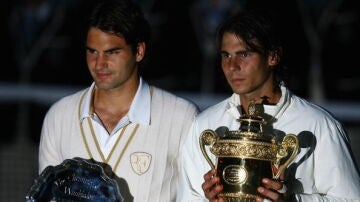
[
  {"x1": 216, "y1": 10, "x2": 288, "y2": 87},
  {"x1": 88, "y1": 0, "x2": 151, "y2": 55}
]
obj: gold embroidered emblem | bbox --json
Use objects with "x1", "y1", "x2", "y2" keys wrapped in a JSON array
[{"x1": 130, "y1": 152, "x2": 152, "y2": 175}]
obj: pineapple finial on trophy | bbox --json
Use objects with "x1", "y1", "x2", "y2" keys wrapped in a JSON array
[{"x1": 248, "y1": 100, "x2": 257, "y2": 116}]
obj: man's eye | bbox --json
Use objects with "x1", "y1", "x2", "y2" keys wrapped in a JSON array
[
  {"x1": 86, "y1": 49, "x2": 97, "y2": 54},
  {"x1": 107, "y1": 50, "x2": 120, "y2": 55},
  {"x1": 220, "y1": 53, "x2": 231, "y2": 58},
  {"x1": 238, "y1": 51, "x2": 250, "y2": 57}
]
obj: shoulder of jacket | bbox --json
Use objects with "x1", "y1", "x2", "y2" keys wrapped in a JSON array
[{"x1": 151, "y1": 86, "x2": 198, "y2": 108}]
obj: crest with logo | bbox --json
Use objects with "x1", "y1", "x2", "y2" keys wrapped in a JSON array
[{"x1": 130, "y1": 152, "x2": 152, "y2": 175}]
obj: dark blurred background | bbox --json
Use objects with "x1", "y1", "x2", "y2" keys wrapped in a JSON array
[{"x1": 1, "y1": 0, "x2": 359, "y2": 201}]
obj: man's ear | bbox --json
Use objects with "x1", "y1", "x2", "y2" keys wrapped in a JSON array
[
  {"x1": 136, "y1": 42, "x2": 146, "y2": 62},
  {"x1": 268, "y1": 48, "x2": 282, "y2": 66}
]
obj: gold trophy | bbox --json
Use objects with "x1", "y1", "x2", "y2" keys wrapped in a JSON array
[{"x1": 199, "y1": 103, "x2": 299, "y2": 201}]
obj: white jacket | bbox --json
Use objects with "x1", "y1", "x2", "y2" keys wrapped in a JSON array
[{"x1": 177, "y1": 86, "x2": 360, "y2": 201}]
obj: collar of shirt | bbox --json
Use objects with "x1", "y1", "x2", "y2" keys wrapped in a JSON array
[
  {"x1": 79, "y1": 77, "x2": 151, "y2": 127},
  {"x1": 225, "y1": 85, "x2": 290, "y2": 121}
]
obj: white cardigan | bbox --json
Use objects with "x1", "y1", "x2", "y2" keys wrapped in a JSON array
[{"x1": 39, "y1": 85, "x2": 198, "y2": 202}]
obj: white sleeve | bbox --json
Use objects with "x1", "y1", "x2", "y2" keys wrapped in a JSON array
[
  {"x1": 295, "y1": 120, "x2": 360, "y2": 201},
  {"x1": 38, "y1": 105, "x2": 62, "y2": 173},
  {"x1": 295, "y1": 194, "x2": 360, "y2": 202},
  {"x1": 177, "y1": 120, "x2": 212, "y2": 202}
]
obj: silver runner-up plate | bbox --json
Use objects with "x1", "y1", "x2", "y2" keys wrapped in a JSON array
[{"x1": 25, "y1": 157, "x2": 126, "y2": 202}]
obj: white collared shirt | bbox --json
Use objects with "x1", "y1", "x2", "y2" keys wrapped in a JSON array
[{"x1": 78, "y1": 77, "x2": 151, "y2": 157}]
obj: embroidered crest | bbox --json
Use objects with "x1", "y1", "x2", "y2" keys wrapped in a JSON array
[{"x1": 130, "y1": 152, "x2": 152, "y2": 175}]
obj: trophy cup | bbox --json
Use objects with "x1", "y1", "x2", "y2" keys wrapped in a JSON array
[{"x1": 199, "y1": 103, "x2": 299, "y2": 201}]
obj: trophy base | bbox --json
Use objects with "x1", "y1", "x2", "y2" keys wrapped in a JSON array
[
  {"x1": 25, "y1": 158, "x2": 126, "y2": 202},
  {"x1": 219, "y1": 192, "x2": 256, "y2": 202}
]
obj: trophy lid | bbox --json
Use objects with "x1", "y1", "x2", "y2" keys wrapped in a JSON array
[{"x1": 236, "y1": 102, "x2": 272, "y2": 141}]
